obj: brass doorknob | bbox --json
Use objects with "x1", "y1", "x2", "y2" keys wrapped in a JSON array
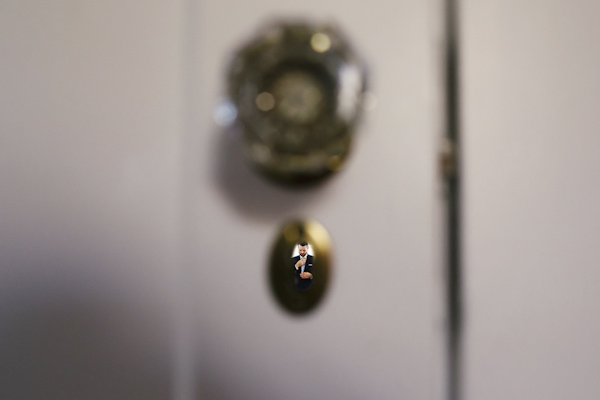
[{"x1": 227, "y1": 21, "x2": 368, "y2": 184}]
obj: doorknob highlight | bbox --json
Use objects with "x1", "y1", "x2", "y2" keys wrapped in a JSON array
[{"x1": 226, "y1": 21, "x2": 368, "y2": 184}]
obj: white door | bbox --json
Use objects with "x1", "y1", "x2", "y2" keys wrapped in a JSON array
[
  {"x1": 1, "y1": 1, "x2": 446, "y2": 399},
  {"x1": 0, "y1": 1, "x2": 185, "y2": 399},
  {"x1": 187, "y1": 1, "x2": 446, "y2": 399},
  {"x1": 7, "y1": 1, "x2": 599, "y2": 400}
]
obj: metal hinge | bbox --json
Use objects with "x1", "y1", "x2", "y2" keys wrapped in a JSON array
[{"x1": 440, "y1": 138, "x2": 458, "y2": 179}]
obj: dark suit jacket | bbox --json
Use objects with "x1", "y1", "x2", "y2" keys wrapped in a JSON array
[{"x1": 291, "y1": 254, "x2": 314, "y2": 290}]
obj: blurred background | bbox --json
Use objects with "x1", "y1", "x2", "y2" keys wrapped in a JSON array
[{"x1": 2, "y1": 1, "x2": 600, "y2": 400}]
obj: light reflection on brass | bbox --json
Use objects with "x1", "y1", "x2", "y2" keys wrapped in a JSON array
[
  {"x1": 310, "y1": 32, "x2": 331, "y2": 53},
  {"x1": 269, "y1": 219, "x2": 332, "y2": 314},
  {"x1": 255, "y1": 92, "x2": 276, "y2": 111}
]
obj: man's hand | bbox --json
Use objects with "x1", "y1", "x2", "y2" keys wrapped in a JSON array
[
  {"x1": 295, "y1": 258, "x2": 307, "y2": 269},
  {"x1": 299, "y1": 272, "x2": 313, "y2": 279}
]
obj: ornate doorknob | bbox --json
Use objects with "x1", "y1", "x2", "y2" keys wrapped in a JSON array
[{"x1": 226, "y1": 21, "x2": 368, "y2": 184}]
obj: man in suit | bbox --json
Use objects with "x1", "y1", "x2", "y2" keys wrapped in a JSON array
[{"x1": 291, "y1": 242, "x2": 313, "y2": 290}]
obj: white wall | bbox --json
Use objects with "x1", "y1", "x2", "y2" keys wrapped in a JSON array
[{"x1": 462, "y1": 1, "x2": 600, "y2": 399}]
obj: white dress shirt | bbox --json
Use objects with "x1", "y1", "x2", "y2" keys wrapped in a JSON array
[{"x1": 300, "y1": 255, "x2": 306, "y2": 273}]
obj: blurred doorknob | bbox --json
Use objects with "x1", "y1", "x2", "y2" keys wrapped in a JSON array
[{"x1": 225, "y1": 21, "x2": 368, "y2": 184}]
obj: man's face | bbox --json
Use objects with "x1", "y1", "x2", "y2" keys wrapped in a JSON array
[{"x1": 298, "y1": 245, "x2": 308, "y2": 257}]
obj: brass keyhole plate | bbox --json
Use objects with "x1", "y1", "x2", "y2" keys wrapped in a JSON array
[{"x1": 269, "y1": 219, "x2": 333, "y2": 314}]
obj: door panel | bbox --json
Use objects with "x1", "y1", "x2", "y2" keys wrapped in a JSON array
[
  {"x1": 0, "y1": 1, "x2": 184, "y2": 398},
  {"x1": 462, "y1": 1, "x2": 600, "y2": 398},
  {"x1": 187, "y1": 1, "x2": 445, "y2": 399},
  {"x1": 1, "y1": 1, "x2": 473, "y2": 398}
]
